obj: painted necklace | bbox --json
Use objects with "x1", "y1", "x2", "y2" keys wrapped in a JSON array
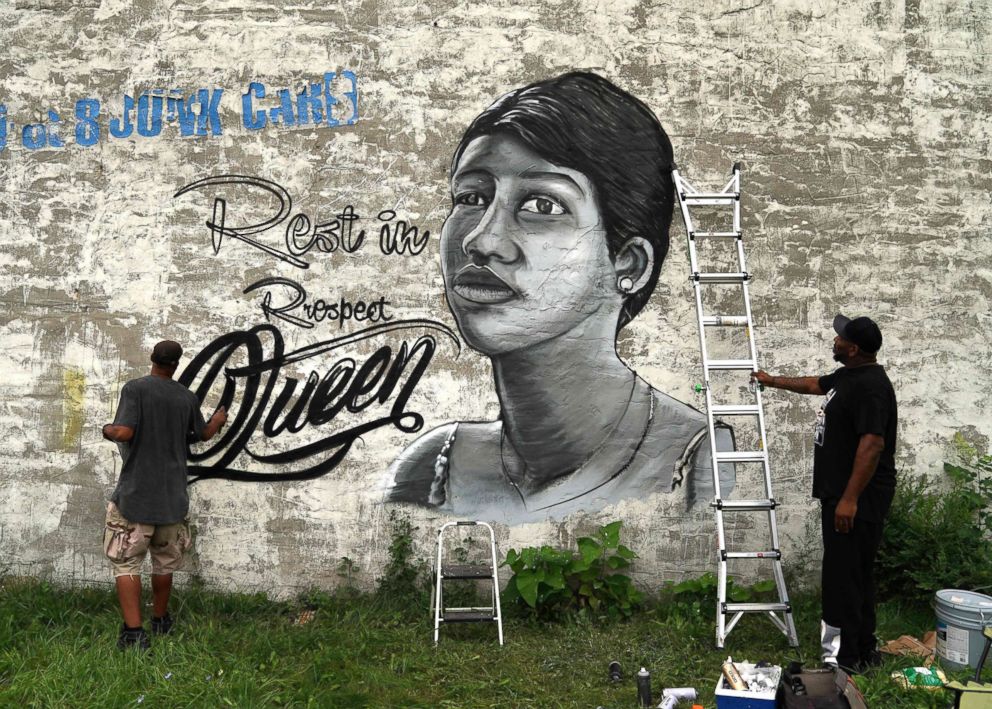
[{"x1": 498, "y1": 376, "x2": 656, "y2": 511}]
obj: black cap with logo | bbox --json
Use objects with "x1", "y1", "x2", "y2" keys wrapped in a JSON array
[
  {"x1": 833, "y1": 314, "x2": 882, "y2": 354},
  {"x1": 151, "y1": 340, "x2": 183, "y2": 367}
]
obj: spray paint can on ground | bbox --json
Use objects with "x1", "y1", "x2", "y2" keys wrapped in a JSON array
[
  {"x1": 659, "y1": 687, "x2": 698, "y2": 709},
  {"x1": 636, "y1": 667, "x2": 652, "y2": 707}
]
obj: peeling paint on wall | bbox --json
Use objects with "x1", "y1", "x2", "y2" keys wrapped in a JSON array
[{"x1": 1, "y1": 0, "x2": 990, "y2": 597}]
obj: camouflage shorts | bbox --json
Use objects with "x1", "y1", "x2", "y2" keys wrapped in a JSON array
[{"x1": 103, "y1": 502, "x2": 191, "y2": 577}]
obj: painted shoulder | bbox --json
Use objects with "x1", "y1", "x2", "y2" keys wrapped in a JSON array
[
  {"x1": 385, "y1": 421, "x2": 497, "y2": 505},
  {"x1": 388, "y1": 423, "x2": 457, "y2": 482},
  {"x1": 651, "y1": 389, "x2": 708, "y2": 426},
  {"x1": 647, "y1": 386, "x2": 736, "y2": 502}
]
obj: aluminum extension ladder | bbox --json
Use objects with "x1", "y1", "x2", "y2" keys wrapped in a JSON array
[
  {"x1": 672, "y1": 162, "x2": 799, "y2": 649},
  {"x1": 432, "y1": 521, "x2": 504, "y2": 645}
]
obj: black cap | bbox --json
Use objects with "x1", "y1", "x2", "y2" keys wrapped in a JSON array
[
  {"x1": 833, "y1": 314, "x2": 882, "y2": 354},
  {"x1": 151, "y1": 340, "x2": 183, "y2": 367}
]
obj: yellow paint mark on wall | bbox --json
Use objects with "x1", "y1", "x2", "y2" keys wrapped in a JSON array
[{"x1": 62, "y1": 367, "x2": 85, "y2": 450}]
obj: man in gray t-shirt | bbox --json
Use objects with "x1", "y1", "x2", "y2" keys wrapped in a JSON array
[{"x1": 102, "y1": 340, "x2": 227, "y2": 650}]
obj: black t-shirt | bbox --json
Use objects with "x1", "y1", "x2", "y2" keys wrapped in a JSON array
[
  {"x1": 813, "y1": 364, "x2": 897, "y2": 522},
  {"x1": 110, "y1": 375, "x2": 207, "y2": 524}
]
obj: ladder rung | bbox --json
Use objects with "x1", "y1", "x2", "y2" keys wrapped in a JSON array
[
  {"x1": 692, "y1": 231, "x2": 741, "y2": 238},
  {"x1": 442, "y1": 609, "x2": 497, "y2": 623},
  {"x1": 723, "y1": 602, "x2": 790, "y2": 614},
  {"x1": 442, "y1": 565, "x2": 493, "y2": 579},
  {"x1": 724, "y1": 550, "x2": 781, "y2": 560},
  {"x1": 693, "y1": 272, "x2": 750, "y2": 284},
  {"x1": 710, "y1": 404, "x2": 760, "y2": 415},
  {"x1": 705, "y1": 359, "x2": 755, "y2": 370},
  {"x1": 446, "y1": 606, "x2": 495, "y2": 612},
  {"x1": 683, "y1": 194, "x2": 737, "y2": 205},
  {"x1": 702, "y1": 316, "x2": 749, "y2": 326},
  {"x1": 714, "y1": 499, "x2": 776, "y2": 511},
  {"x1": 715, "y1": 451, "x2": 766, "y2": 463}
]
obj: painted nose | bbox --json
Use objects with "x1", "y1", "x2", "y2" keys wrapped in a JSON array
[{"x1": 461, "y1": 203, "x2": 520, "y2": 264}]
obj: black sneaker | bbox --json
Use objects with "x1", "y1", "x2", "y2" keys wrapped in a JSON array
[
  {"x1": 117, "y1": 625, "x2": 151, "y2": 651},
  {"x1": 151, "y1": 613, "x2": 174, "y2": 635}
]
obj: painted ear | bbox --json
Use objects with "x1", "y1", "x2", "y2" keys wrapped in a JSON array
[{"x1": 614, "y1": 237, "x2": 655, "y2": 294}]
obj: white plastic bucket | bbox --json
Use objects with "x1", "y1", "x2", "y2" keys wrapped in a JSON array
[{"x1": 934, "y1": 589, "x2": 992, "y2": 670}]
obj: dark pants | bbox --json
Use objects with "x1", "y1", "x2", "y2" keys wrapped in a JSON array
[{"x1": 820, "y1": 500, "x2": 885, "y2": 669}]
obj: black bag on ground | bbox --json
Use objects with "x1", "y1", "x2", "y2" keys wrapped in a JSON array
[{"x1": 776, "y1": 663, "x2": 867, "y2": 709}]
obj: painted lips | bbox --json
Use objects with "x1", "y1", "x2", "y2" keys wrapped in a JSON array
[{"x1": 452, "y1": 266, "x2": 518, "y2": 304}]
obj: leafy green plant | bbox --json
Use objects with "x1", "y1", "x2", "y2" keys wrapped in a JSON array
[
  {"x1": 502, "y1": 521, "x2": 642, "y2": 620},
  {"x1": 659, "y1": 572, "x2": 778, "y2": 616},
  {"x1": 877, "y1": 434, "x2": 992, "y2": 603}
]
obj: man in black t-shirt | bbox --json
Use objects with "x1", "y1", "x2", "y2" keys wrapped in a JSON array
[
  {"x1": 101, "y1": 340, "x2": 227, "y2": 650},
  {"x1": 752, "y1": 314, "x2": 897, "y2": 673}
]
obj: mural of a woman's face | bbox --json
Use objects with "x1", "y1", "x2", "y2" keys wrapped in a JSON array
[{"x1": 441, "y1": 133, "x2": 623, "y2": 356}]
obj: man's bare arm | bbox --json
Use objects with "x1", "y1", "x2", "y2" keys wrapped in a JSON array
[
  {"x1": 201, "y1": 406, "x2": 228, "y2": 441},
  {"x1": 751, "y1": 370, "x2": 824, "y2": 395},
  {"x1": 102, "y1": 424, "x2": 134, "y2": 442},
  {"x1": 833, "y1": 433, "x2": 885, "y2": 533}
]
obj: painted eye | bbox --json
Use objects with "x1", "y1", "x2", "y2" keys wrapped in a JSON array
[
  {"x1": 519, "y1": 195, "x2": 566, "y2": 215},
  {"x1": 455, "y1": 192, "x2": 488, "y2": 207}
]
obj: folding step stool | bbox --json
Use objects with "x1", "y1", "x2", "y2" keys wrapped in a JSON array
[
  {"x1": 432, "y1": 521, "x2": 504, "y2": 645},
  {"x1": 672, "y1": 162, "x2": 799, "y2": 649}
]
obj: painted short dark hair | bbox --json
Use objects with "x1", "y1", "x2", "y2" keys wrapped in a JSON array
[{"x1": 451, "y1": 71, "x2": 675, "y2": 330}]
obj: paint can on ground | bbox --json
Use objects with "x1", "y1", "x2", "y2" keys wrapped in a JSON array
[
  {"x1": 636, "y1": 668, "x2": 652, "y2": 707},
  {"x1": 934, "y1": 589, "x2": 992, "y2": 670}
]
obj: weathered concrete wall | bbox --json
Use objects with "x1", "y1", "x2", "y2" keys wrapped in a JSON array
[{"x1": 1, "y1": 0, "x2": 989, "y2": 596}]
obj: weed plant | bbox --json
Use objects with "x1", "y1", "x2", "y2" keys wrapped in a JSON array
[
  {"x1": 375, "y1": 511, "x2": 428, "y2": 607},
  {"x1": 658, "y1": 572, "x2": 777, "y2": 618},
  {"x1": 877, "y1": 435, "x2": 992, "y2": 603},
  {"x1": 502, "y1": 521, "x2": 642, "y2": 620}
]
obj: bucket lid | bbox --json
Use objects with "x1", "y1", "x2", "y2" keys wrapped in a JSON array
[{"x1": 936, "y1": 589, "x2": 992, "y2": 613}]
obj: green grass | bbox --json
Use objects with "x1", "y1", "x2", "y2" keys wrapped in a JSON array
[{"x1": 0, "y1": 578, "x2": 976, "y2": 708}]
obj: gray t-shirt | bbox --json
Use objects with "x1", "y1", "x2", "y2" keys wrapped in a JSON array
[{"x1": 110, "y1": 375, "x2": 207, "y2": 524}]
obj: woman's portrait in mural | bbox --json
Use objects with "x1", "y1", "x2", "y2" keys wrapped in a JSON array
[{"x1": 386, "y1": 72, "x2": 733, "y2": 523}]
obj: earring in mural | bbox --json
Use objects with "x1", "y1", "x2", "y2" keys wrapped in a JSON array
[{"x1": 617, "y1": 276, "x2": 634, "y2": 293}]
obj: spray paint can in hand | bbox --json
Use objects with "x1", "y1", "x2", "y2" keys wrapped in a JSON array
[{"x1": 636, "y1": 667, "x2": 652, "y2": 707}]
